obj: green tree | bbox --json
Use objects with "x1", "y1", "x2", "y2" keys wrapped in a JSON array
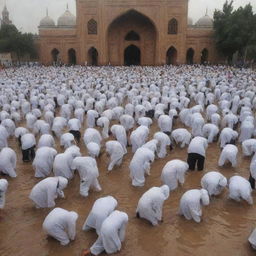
[
  {"x1": 0, "y1": 24, "x2": 37, "y2": 62},
  {"x1": 214, "y1": 1, "x2": 256, "y2": 64}
]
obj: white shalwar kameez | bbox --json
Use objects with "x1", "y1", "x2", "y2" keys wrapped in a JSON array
[
  {"x1": 71, "y1": 156, "x2": 101, "y2": 197},
  {"x1": 90, "y1": 210, "x2": 128, "y2": 255},
  {"x1": 42, "y1": 208, "x2": 78, "y2": 246},
  {"x1": 218, "y1": 144, "x2": 238, "y2": 167},
  {"x1": 29, "y1": 177, "x2": 68, "y2": 208},
  {"x1": 179, "y1": 189, "x2": 209, "y2": 223},
  {"x1": 228, "y1": 176, "x2": 253, "y2": 204},
  {"x1": 129, "y1": 147, "x2": 154, "y2": 187},
  {"x1": 161, "y1": 160, "x2": 189, "y2": 191},
  {"x1": 136, "y1": 185, "x2": 169, "y2": 226},
  {"x1": 201, "y1": 171, "x2": 227, "y2": 196},
  {"x1": 82, "y1": 196, "x2": 118, "y2": 235},
  {"x1": 32, "y1": 147, "x2": 57, "y2": 177},
  {"x1": 105, "y1": 141, "x2": 125, "y2": 171}
]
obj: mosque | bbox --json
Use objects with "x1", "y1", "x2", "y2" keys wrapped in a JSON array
[{"x1": 38, "y1": 0, "x2": 218, "y2": 66}]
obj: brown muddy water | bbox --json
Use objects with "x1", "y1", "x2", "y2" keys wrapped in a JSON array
[{"x1": 0, "y1": 118, "x2": 255, "y2": 256}]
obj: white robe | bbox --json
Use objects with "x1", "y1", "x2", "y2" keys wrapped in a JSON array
[
  {"x1": 228, "y1": 176, "x2": 253, "y2": 204},
  {"x1": 82, "y1": 196, "x2": 117, "y2": 235},
  {"x1": 71, "y1": 156, "x2": 101, "y2": 197},
  {"x1": 37, "y1": 134, "x2": 55, "y2": 148},
  {"x1": 110, "y1": 125, "x2": 127, "y2": 154},
  {"x1": 219, "y1": 128, "x2": 238, "y2": 148},
  {"x1": 106, "y1": 141, "x2": 125, "y2": 171},
  {"x1": 129, "y1": 148, "x2": 154, "y2": 187},
  {"x1": 201, "y1": 171, "x2": 227, "y2": 196},
  {"x1": 161, "y1": 160, "x2": 189, "y2": 190},
  {"x1": 158, "y1": 115, "x2": 172, "y2": 133},
  {"x1": 33, "y1": 147, "x2": 57, "y2": 177},
  {"x1": 248, "y1": 228, "x2": 256, "y2": 250},
  {"x1": 97, "y1": 116, "x2": 110, "y2": 139},
  {"x1": 119, "y1": 114, "x2": 134, "y2": 131},
  {"x1": 87, "y1": 110, "x2": 99, "y2": 128},
  {"x1": 179, "y1": 189, "x2": 209, "y2": 223},
  {"x1": 218, "y1": 144, "x2": 238, "y2": 167},
  {"x1": 90, "y1": 210, "x2": 128, "y2": 255},
  {"x1": 29, "y1": 177, "x2": 68, "y2": 208},
  {"x1": 136, "y1": 185, "x2": 169, "y2": 225},
  {"x1": 60, "y1": 133, "x2": 76, "y2": 149},
  {"x1": 130, "y1": 126, "x2": 149, "y2": 153},
  {"x1": 0, "y1": 147, "x2": 17, "y2": 177},
  {"x1": 42, "y1": 208, "x2": 78, "y2": 246},
  {"x1": 83, "y1": 128, "x2": 102, "y2": 146},
  {"x1": 52, "y1": 117, "x2": 67, "y2": 138},
  {"x1": 171, "y1": 128, "x2": 191, "y2": 148},
  {"x1": 202, "y1": 123, "x2": 219, "y2": 143},
  {"x1": 242, "y1": 139, "x2": 256, "y2": 156},
  {"x1": 0, "y1": 179, "x2": 8, "y2": 209},
  {"x1": 153, "y1": 132, "x2": 171, "y2": 158},
  {"x1": 0, "y1": 125, "x2": 9, "y2": 149},
  {"x1": 86, "y1": 142, "x2": 100, "y2": 158},
  {"x1": 53, "y1": 148, "x2": 81, "y2": 179}
]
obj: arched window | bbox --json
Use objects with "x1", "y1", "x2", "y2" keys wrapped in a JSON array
[
  {"x1": 168, "y1": 18, "x2": 178, "y2": 34},
  {"x1": 88, "y1": 19, "x2": 97, "y2": 35},
  {"x1": 125, "y1": 31, "x2": 140, "y2": 41}
]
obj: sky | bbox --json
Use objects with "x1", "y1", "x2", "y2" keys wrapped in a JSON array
[{"x1": 0, "y1": 0, "x2": 255, "y2": 34}]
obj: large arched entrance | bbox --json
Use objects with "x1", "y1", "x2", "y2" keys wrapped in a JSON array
[
  {"x1": 51, "y1": 48, "x2": 60, "y2": 63},
  {"x1": 68, "y1": 48, "x2": 76, "y2": 65},
  {"x1": 166, "y1": 46, "x2": 177, "y2": 65},
  {"x1": 124, "y1": 45, "x2": 141, "y2": 66},
  {"x1": 186, "y1": 48, "x2": 194, "y2": 64},
  {"x1": 87, "y1": 47, "x2": 98, "y2": 66},
  {"x1": 201, "y1": 48, "x2": 209, "y2": 64},
  {"x1": 108, "y1": 10, "x2": 157, "y2": 65}
]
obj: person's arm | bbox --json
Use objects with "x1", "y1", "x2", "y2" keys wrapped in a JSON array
[{"x1": 67, "y1": 218, "x2": 77, "y2": 240}]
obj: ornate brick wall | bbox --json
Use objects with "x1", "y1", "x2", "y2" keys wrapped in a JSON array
[{"x1": 38, "y1": 0, "x2": 219, "y2": 66}]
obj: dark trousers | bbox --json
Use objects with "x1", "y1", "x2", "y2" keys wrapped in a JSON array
[
  {"x1": 187, "y1": 153, "x2": 205, "y2": 171},
  {"x1": 146, "y1": 110, "x2": 154, "y2": 118},
  {"x1": 22, "y1": 146, "x2": 35, "y2": 162},
  {"x1": 69, "y1": 130, "x2": 81, "y2": 143},
  {"x1": 249, "y1": 174, "x2": 255, "y2": 189}
]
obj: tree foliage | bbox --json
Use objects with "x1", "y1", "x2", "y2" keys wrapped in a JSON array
[
  {"x1": 0, "y1": 24, "x2": 37, "y2": 60},
  {"x1": 214, "y1": 1, "x2": 256, "y2": 63}
]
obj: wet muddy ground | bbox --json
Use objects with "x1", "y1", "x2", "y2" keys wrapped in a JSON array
[{"x1": 0, "y1": 117, "x2": 255, "y2": 256}]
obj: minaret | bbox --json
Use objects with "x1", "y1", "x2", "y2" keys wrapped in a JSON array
[{"x1": 2, "y1": 4, "x2": 12, "y2": 25}]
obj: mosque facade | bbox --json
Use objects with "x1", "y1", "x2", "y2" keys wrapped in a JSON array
[{"x1": 38, "y1": 0, "x2": 218, "y2": 66}]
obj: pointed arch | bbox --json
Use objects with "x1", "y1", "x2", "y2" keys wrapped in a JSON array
[
  {"x1": 186, "y1": 48, "x2": 194, "y2": 64},
  {"x1": 88, "y1": 19, "x2": 97, "y2": 35},
  {"x1": 87, "y1": 47, "x2": 98, "y2": 66},
  {"x1": 168, "y1": 18, "x2": 178, "y2": 34},
  {"x1": 68, "y1": 48, "x2": 76, "y2": 65},
  {"x1": 125, "y1": 31, "x2": 140, "y2": 41},
  {"x1": 201, "y1": 48, "x2": 209, "y2": 64},
  {"x1": 124, "y1": 45, "x2": 141, "y2": 66},
  {"x1": 166, "y1": 46, "x2": 177, "y2": 65},
  {"x1": 51, "y1": 48, "x2": 60, "y2": 63}
]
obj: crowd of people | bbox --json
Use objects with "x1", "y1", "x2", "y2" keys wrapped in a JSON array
[{"x1": 0, "y1": 64, "x2": 256, "y2": 255}]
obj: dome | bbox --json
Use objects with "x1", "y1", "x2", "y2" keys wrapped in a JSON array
[
  {"x1": 39, "y1": 15, "x2": 55, "y2": 27},
  {"x1": 196, "y1": 14, "x2": 213, "y2": 27},
  {"x1": 57, "y1": 9, "x2": 76, "y2": 27},
  {"x1": 187, "y1": 17, "x2": 193, "y2": 26}
]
